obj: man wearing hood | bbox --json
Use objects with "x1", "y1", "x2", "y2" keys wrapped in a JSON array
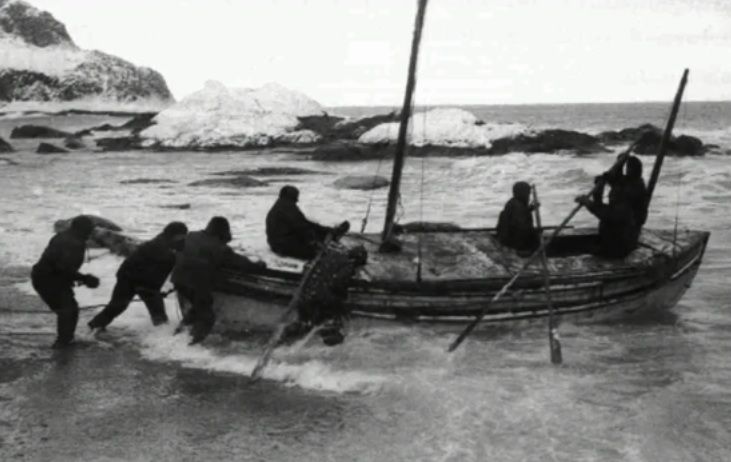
[
  {"x1": 172, "y1": 216, "x2": 265, "y2": 344},
  {"x1": 266, "y1": 185, "x2": 349, "y2": 260},
  {"x1": 496, "y1": 181, "x2": 540, "y2": 256},
  {"x1": 88, "y1": 221, "x2": 188, "y2": 332},
  {"x1": 618, "y1": 156, "x2": 648, "y2": 229},
  {"x1": 31, "y1": 215, "x2": 100, "y2": 348}
]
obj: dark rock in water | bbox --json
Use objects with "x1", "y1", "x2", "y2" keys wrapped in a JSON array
[
  {"x1": 63, "y1": 136, "x2": 85, "y2": 149},
  {"x1": 10, "y1": 125, "x2": 71, "y2": 139},
  {"x1": 120, "y1": 113, "x2": 157, "y2": 134},
  {"x1": 488, "y1": 129, "x2": 608, "y2": 155},
  {"x1": 597, "y1": 124, "x2": 661, "y2": 145},
  {"x1": 633, "y1": 129, "x2": 705, "y2": 157},
  {"x1": 159, "y1": 203, "x2": 191, "y2": 210},
  {"x1": 54, "y1": 215, "x2": 123, "y2": 233},
  {"x1": 310, "y1": 141, "x2": 384, "y2": 161},
  {"x1": 96, "y1": 136, "x2": 142, "y2": 151},
  {"x1": 211, "y1": 167, "x2": 324, "y2": 176},
  {"x1": 36, "y1": 142, "x2": 68, "y2": 154},
  {"x1": 120, "y1": 178, "x2": 176, "y2": 185},
  {"x1": 333, "y1": 175, "x2": 390, "y2": 190},
  {"x1": 188, "y1": 176, "x2": 268, "y2": 188},
  {"x1": 296, "y1": 111, "x2": 400, "y2": 140},
  {"x1": 0, "y1": 137, "x2": 13, "y2": 152}
]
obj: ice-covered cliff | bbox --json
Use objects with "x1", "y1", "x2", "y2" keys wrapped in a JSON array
[
  {"x1": 0, "y1": 0, "x2": 173, "y2": 111},
  {"x1": 141, "y1": 81, "x2": 324, "y2": 149}
]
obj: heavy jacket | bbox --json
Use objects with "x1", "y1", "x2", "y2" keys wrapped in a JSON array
[
  {"x1": 171, "y1": 230, "x2": 258, "y2": 293},
  {"x1": 117, "y1": 234, "x2": 175, "y2": 290},
  {"x1": 621, "y1": 176, "x2": 648, "y2": 228},
  {"x1": 266, "y1": 198, "x2": 329, "y2": 255},
  {"x1": 496, "y1": 198, "x2": 539, "y2": 252},
  {"x1": 585, "y1": 186, "x2": 639, "y2": 259},
  {"x1": 31, "y1": 229, "x2": 87, "y2": 285}
]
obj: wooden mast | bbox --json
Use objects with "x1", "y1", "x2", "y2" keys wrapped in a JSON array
[
  {"x1": 380, "y1": 0, "x2": 428, "y2": 249},
  {"x1": 646, "y1": 69, "x2": 689, "y2": 208}
]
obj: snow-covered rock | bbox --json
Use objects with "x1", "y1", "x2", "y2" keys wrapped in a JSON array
[
  {"x1": 141, "y1": 81, "x2": 325, "y2": 149},
  {"x1": 358, "y1": 108, "x2": 527, "y2": 149},
  {"x1": 0, "y1": 0, "x2": 173, "y2": 111}
]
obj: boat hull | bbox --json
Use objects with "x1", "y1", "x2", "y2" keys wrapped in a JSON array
[{"x1": 206, "y1": 228, "x2": 709, "y2": 332}]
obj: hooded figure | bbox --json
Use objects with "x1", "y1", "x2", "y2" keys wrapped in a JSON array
[
  {"x1": 88, "y1": 221, "x2": 188, "y2": 332},
  {"x1": 621, "y1": 156, "x2": 648, "y2": 228},
  {"x1": 496, "y1": 181, "x2": 540, "y2": 255},
  {"x1": 172, "y1": 217, "x2": 265, "y2": 344},
  {"x1": 31, "y1": 215, "x2": 100, "y2": 348},
  {"x1": 576, "y1": 175, "x2": 639, "y2": 259},
  {"x1": 266, "y1": 185, "x2": 349, "y2": 260}
]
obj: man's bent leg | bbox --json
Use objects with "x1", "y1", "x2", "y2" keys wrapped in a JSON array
[
  {"x1": 88, "y1": 277, "x2": 135, "y2": 329},
  {"x1": 139, "y1": 290, "x2": 168, "y2": 325}
]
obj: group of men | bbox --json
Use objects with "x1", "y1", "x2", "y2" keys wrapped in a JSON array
[
  {"x1": 32, "y1": 186, "x2": 350, "y2": 349},
  {"x1": 495, "y1": 155, "x2": 648, "y2": 258},
  {"x1": 33, "y1": 157, "x2": 648, "y2": 350}
]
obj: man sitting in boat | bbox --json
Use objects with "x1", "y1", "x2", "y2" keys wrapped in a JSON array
[
  {"x1": 172, "y1": 217, "x2": 266, "y2": 345},
  {"x1": 88, "y1": 221, "x2": 189, "y2": 333},
  {"x1": 281, "y1": 243, "x2": 368, "y2": 346},
  {"x1": 575, "y1": 175, "x2": 639, "y2": 259},
  {"x1": 496, "y1": 181, "x2": 540, "y2": 256},
  {"x1": 266, "y1": 185, "x2": 350, "y2": 260}
]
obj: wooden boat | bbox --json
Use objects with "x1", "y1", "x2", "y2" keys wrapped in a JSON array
[
  {"x1": 206, "y1": 0, "x2": 708, "y2": 335},
  {"x1": 211, "y1": 227, "x2": 708, "y2": 331}
]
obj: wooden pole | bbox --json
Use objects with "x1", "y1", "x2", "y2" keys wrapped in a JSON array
[
  {"x1": 381, "y1": 0, "x2": 429, "y2": 248},
  {"x1": 532, "y1": 185, "x2": 563, "y2": 365},
  {"x1": 646, "y1": 69, "x2": 689, "y2": 209}
]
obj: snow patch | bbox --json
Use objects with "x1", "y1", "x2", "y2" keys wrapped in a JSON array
[
  {"x1": 141, "y1": 81, "x2": 325, "y2": 149},
  {"x1": 358, "y1": 108, "x2": 528, "y2": 148}
]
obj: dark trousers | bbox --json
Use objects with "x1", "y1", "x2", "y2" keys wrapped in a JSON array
[
  {"x1": 89, "y1": 276, "x2": 167, "y2": 329},
  {"x1": 31, "y1": 275, "x2": 79, "y2": 345},
  {"x1": 175, "y1": 285, "x2": 214, "y2": 342}
]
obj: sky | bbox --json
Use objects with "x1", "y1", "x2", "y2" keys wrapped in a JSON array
[{"x1": 29, "y1": 0, "x2": 731, "y2": 106}]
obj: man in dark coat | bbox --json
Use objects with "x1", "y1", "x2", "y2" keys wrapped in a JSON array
[
  {"x1": 496, "y1": 181, "x2": 540, "y2": 255},
  {"x1": 576, "y1": 176, "x2": 639, "y2": 259},
  {"x1": 281, "y1": 243, "x2": 368, "y2": 346},
  {"x1": 88, "y1": 222, "x2": 188, "y2": 331},
  {"x1": 266, "y1": 185, "x2": 349, "y2": 260},
  {"x1": 620, "y1": 156, "x2": 648, "y2": 228},
  {"x1": 31, "y1": 215, "x2": 100, "y2": 348},
  {"x1": 172, "y1": 217, "x2": 265, "y2": 345}
]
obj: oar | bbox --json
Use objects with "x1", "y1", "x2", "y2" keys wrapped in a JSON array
[
  {"x1": 250, "y1": 235, "x2": 334, "y2": 380},
  {"x1": 447, "y1": 146, "x2": 635, "y2": 353},
  {"x1": 531, "y1": 184, "x2": 563, "y2": 364}
]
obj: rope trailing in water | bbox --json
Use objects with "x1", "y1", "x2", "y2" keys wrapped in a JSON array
[{"x1": 360, "y1": 154, "x2": 388, "y2": 233}]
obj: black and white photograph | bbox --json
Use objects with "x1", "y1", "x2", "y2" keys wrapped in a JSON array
[{"x1": 1, "y1": 0, "x2": 730, "y2": 460}]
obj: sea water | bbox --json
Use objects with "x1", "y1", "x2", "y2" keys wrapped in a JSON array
[{"x1": 0, "y1": 103, "x2": 730, "y2": 461}]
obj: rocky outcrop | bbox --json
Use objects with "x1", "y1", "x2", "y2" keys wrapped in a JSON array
[
  {"x1": 487, "y1": 129, "x2": 608, "y2": 155},
  {"x1": 95, "y1": 136, "x2": 142, "y2": 151},
  {"x1": 598, "y1": 124, "x2": 707, "y2": 156},
  {"x1": 119, "y1": 178, "x2": 176, "y2": 185},
  {"x1": 10, "y1": 124, "x2": 71, "y2": 138},
  {"x1": 333, "y1": 175, "x2": 390, "y2": 190},
  {"x1": 0, "y1": 137, "x2": 13, "y2": 152},
  {"x1": 296, "y1": 112, "x2": 400, "y2": 141},
  {"x1": 211, "y1": 167, "x2": 324, "y2": 177},
  {"x1": 36, "y1": 142, "x2": 68, "y2": 153},
  {"x1": 0, "y1": 0, "x2": 74, "y2": 47},
  {"x1": 0, "y1": 1, "x2": 173, "y2": 107},
  {"x1": 188, "y1": 176, "x2": 268, "y2": 188}
]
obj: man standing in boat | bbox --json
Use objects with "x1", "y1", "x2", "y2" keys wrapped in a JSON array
[
  {"x1": 31, "y1": 215, "x2": 100, "y2": 348},
  {"x1": 88, "y1": 221, "x2": 189, "y2": 332},
  {"x1": 172, "y1": 217, "x2": 266, "y2": 344},
  {"x1": 266, "y1": 185, "x2": 350, "y2": 260},
  {"x1": 496, "y1": 181, "x2": 540, "y2": 256},
  {"x1": 575, "y1": 173, "x2": 639, "y2": 259}
]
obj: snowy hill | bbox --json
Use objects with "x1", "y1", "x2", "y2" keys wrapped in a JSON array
[
  {"x1": 0, "y1": 0, "x2": 173, "y2": 111},
  {"x1": 358, "y1": 108, "x2": 527, "y2": 149},
  {"x1": 141, "y1": 81, "x2": 324, "y2": 149}
]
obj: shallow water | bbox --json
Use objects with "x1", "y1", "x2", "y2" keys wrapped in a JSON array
[{"x1": 1, "y1": 112, "x2": 730, "y2": 461}]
